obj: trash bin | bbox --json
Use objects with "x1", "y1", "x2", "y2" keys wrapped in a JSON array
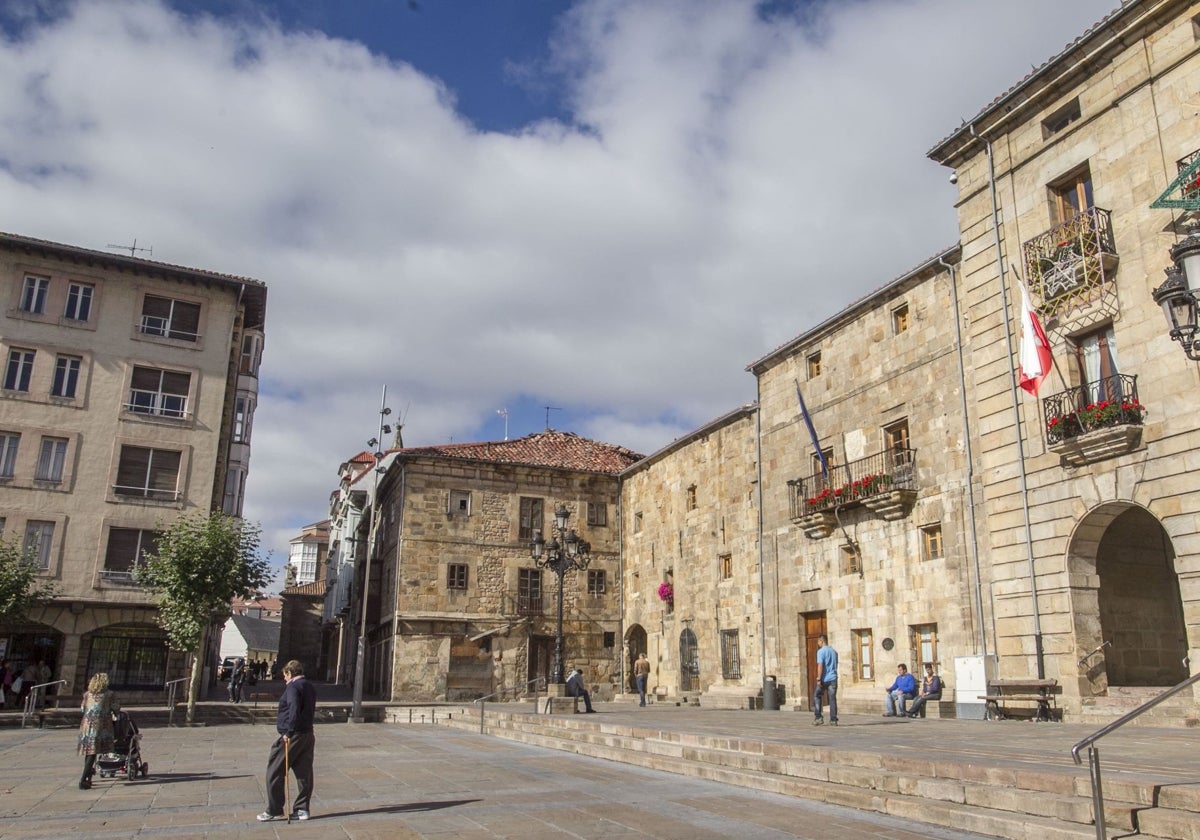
[{"x1": 763, "y1": 675, "x2": 779, "y2": 711}]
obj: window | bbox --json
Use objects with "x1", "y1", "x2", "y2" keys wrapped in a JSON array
[
  {"x1": 921, "y1": 524, "x2": 944, "y2": 561},
  {"x1": 720, "y1": 630, "x2": 741, "y2": 679},
  {"x1": 86, "y1": 632, "x2": 168, "y2": 690},
  {"x1": 23, "y1": 520, "x2": 54, "y2": 569},
  {"x1": 719, "y1": 553, "x2": 732, "y2": 580},
  {"x1": 517, "y1": 568, "x2": 542, "y2": 614},
  {"x1": 1042, "y1": 97, "x2": 1081, "y2": 138},
  {"x1": 232, "y1": 395, "x2": 253, "y2": 441},
  {"x1": 518, "y1": 497, "x2": 543, "y2": 540},
  {"x1": 223, "y1": 466, "x2": 246, "y2": 516},
  {"x1": 140, "y1": 295, "x2": 201, "y2": 342},
  {"x1": 35, "y1": 437, "x2": 67, "y2": 482},
  {"x1": 892, "y1": 303, "x2": 910, "y2": 335},
  {"x1": 853, "y1": 629, "x2": 874, "y2": 680},
  {"x1": 1074, "y1": 325, "x2": 1122, "y2": 404},
  {"x1": 884, "y1": 419, "x2": 910, "y2": 453},
  {"x1": 128, "y1": 366, "x2": 190, "y2": 418},
  {"x1": 633, "y1": 512, "x2": 643, "y2": 533},
  {"x1": 64, "y1": 282, "x2": 94, "y2": 321},
  {"x1": 1050, "y1": 165, "x2": 1093, "y2": 224},
  {"x1": 0, "y1": 433, "x2": 18, "y2": 478},
  {"x1": 239, "y1": 333, "x2": 262, "y2": 376},
  {"x1": 586, "y1": 501, "x2": 607, "y2": 527},
  {"x1": 603, "y1": 631, "x2": 615, "y2": 648},
  {"x1": 686, "y1": 484, "x2": 697, "y2": 511},
  {"x1": 447, "y1": 563, "x2": 468, "y2": 590},
  {"x1": 910, "y1": 624, "x2": 938, "y2": 672},
  {"x1": 103, "y1": 528, "x2": 161, "y2": 581},
  {"x1": 51, "y1": 355, "x2": 81, "y2": 398},
  {"x1": 812, "y1": 448, "x2": 834, "y2": 486},
  {"x1": 448, "y1": 490, "x2": 471, "y2": 516},
  {"x1": 587, "y1": 569, "x2": 606, "y2": 595},
  {"x1": 115, "y1": 445, "x2": 182, "y2": 500},
  {"x1": 807, "y1": 351, "x2": 822, "y2": 379},
  {"x1": 841, "y1": 543, "x2": 861, "y2": 575},
  {"x1": 20, "y1": 275, "x2": 48, "y2": 314},
  {"x1": 4, "y1": 349, "x2": 35, "y2": 392}
]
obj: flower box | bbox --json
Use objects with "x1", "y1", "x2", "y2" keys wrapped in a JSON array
[{"x1": 1049, "y1": 425, "x2": 1143, "y2": 466}]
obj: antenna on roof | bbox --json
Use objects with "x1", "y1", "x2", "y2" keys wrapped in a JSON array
[
  {"x1": 106, "y1": 238, "x2": 153, "y2": 258},
  {"x1": 497, "y1": 408, "x2": 509, "y2": 440},
  {"x1": 544, "y1": 405, "x2": 561, "y2": 430}
]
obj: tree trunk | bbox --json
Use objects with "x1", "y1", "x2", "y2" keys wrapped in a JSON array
[{"x1": 185, "y1": 624, "x2": 208, "y2": 725}]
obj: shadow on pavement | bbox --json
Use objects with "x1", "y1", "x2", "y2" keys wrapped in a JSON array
[
  {"x1": 122, "y1": 772, "x2": 255, "y2": 785},
  {"x1": 314, "y1": 799, "x2": 482, "y2": 820}
]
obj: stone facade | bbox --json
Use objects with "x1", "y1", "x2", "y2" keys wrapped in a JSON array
[
  {"x1": 928, "y1": 0, "x2": 1200, "y2": 713},
  {"x1": 352, "y1": 431, "x2": 641, "y2": 701},
  {"x1": 0, "y1": 232, "x2": 266, "y2": 701}
]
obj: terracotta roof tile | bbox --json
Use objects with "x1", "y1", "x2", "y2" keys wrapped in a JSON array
[
  {"x1": 282, "y1": 580, "x2": 327, "y2": 597},
  {"x1": 398, "y1": 430, "x2": 643, "y2": 475}
]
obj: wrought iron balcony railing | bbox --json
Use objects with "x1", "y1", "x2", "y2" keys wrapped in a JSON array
[
  {"x1": 515, "y1": 594, "x2": 543, "y2": 616},
  {"x1": 788, "y1": 447, "x2": 917, "y2": 518},
  {"x1": 1022, "y1": 206, "x2": 1118, "y2": 320},
  {"x1": 1043, "y1": 373, "x2": 1144, "y2": 445}
]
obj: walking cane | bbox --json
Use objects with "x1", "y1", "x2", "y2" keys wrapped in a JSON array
[{"x1": 284, "y1": 736, "x2": 291, "y2": 824}]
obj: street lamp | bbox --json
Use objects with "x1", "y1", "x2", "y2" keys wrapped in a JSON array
[
  {"x1": 530, "y1": 504, "x2": 590, "y2": 685},
  {"x1": 351, "y1": 386, "x2": 392, "y2": 722},
  {"x1": 1152, "y1": 226, "x2": 1200, "y2": 360}
]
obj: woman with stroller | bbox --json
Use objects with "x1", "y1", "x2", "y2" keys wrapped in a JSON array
[{"x1": 77, "y1": 672, "x2": 119, "y2": 789}]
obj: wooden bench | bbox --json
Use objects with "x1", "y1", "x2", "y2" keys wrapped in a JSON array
[
  {"x1": 249, "y1": 690, "x2": 281, "y2": 708},
  {"x1": 980, "y1": 678, "x2": 1058, "y2": 721}
]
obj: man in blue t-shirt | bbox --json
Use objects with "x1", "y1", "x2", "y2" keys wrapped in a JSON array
[
  {"x1": 812, "y1": 634, "x2": 838, "y2": 726},
  {"x1": 884, "y1": 663, "x2": 917, "y2": 716}
]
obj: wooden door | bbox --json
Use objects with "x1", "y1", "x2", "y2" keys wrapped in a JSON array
[
  {"x1": 528, "y1": 636, "x2": 552, "y2": 687},
  {"x1": 803, "y1": 612, "x2": 827, "y2": 696}
]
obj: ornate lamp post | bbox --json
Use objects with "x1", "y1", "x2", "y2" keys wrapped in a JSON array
[
  {"x1": 1152, "y1": 227, "x2": 1200, "y2": 360},
  {"x1": 530, "y1": 504, "x2": 590, "y2": 685},
  {"x1": 351, "y1": 387, "x2": 392, "y2": 722}
]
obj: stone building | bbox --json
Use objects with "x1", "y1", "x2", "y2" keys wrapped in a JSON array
[
  {"x1": 0, "y1": 231, "x2": 266, "y2": 701},
  {"x1": 620, "y1": 405, "x2": 760, "y2": 707},
  {"x1": 278, "y1": 579, "x2": 326, "y2": 676},
  {"x1": 353, "y1": 430, "x2": 642, "y2": 701},
  {"x1": 927, "y1": 0, "x2": 1200, "y2": 718},
  {"x1": 286, "y1": 519, "x2": 329, "y2": 587}
]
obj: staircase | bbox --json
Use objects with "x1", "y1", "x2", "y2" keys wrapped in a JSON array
[
  {"x1": 428, "y1": 707, "x2": 1200, "y2": 840},
  {"x1": 1079, "y1": 687, "x2": 1200, "y2": 728}
]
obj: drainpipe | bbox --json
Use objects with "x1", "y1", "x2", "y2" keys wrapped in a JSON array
[
  {"x1": 754, "y1": 379, "x2": 769, "y2": 700},
  {"x1": 617, "y1": 473, "x2": 625, "y2": 695},
  {"x1": 969, "y1": 124, "x2": 1045, "y2": 679},
  {"x1": 939, "y1": 253, "x2": 989, "y2": 660}
]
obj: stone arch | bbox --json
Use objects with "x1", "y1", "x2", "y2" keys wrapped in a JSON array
[
  {"x1": 1068, "y1": 501, "x2": 1187, "y2": 692},
  {"x1": 624, "y1": 624, "x2": 647, "y2": 692}
]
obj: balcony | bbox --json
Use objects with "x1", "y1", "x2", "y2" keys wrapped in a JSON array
[
  {"x1": 515, "y1": 594, "x2": 543, "y2": 616},
  {"x1": 1022, "y1": 207, "x2": 1119, "y2": 321},
  {"x1": 1043, "y1": 373, "x2": 1145, "y2": 465},
  {"x1": 788, "y1": 447, "x2": 918, "y2": 533}
]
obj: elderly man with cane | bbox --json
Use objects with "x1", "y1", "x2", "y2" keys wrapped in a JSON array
[{"x1": 257, "y1": 660, "x2": 317, "y2": 822}]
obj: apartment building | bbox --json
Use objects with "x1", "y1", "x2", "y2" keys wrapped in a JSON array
[{"x1": 0, "y1": 232, "x2": 266, "y2": 701}]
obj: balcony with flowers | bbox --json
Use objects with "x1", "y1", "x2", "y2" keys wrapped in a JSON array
[
  {"x1": 1022, "y1": 206, "x2": 1119, "y2": 321},
  {"x1": 788, "y1": 447, "x2": 917, "y2": 537},
  {"x1": 1043, "y1": 373, "x2": 1145, "y2": 465}
]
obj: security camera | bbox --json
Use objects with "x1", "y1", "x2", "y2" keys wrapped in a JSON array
[{"x1": 949, "y1": 171, "x2": 959, "y2": 185}]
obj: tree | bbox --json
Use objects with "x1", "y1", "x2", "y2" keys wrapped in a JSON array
[
  {"x1": 0, "y1": 539, "x2": 57, "y2": 625},
  {"x1": 135, "y1": 511, "x2": 272, "y2": 724}
]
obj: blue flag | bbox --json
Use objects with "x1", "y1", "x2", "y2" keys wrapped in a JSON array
[{"x1": 795, "y1": 380, "x2": 829, "y2": 479}]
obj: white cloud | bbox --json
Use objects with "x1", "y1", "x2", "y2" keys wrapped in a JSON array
[{"x1": 0, "y1": 0, "x2": 1109, "y2": 569}]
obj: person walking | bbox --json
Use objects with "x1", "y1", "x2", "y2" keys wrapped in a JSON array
[
  {"x1": 812, "y1": 634, "x2": 839, "y2": 726},
  {"x1": 258, "y1": 660, "x2": 317, "y2": 822},
  {"x1": 633, "y1": 653, "x2": 650, "y2": 706},
  {"x1": 17, "y1": 662, "x2": 37, "y2": 710},
  {"x1": 77, "y1": 673, "x2": 119, "y2": 790},
  {"x1": 0, "y1": 659, "x2": 12, "y2": 709},
  {"x1": 229, "y1": 658, "x2": 246, "y2": 703},
  {"x1": 883, "y1": 663, "x2": 917, "y2": 716}
]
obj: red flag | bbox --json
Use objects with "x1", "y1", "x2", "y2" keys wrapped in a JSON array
[{"x1": 1018, "y1": 284, "x2": 1052, "y2": 395}]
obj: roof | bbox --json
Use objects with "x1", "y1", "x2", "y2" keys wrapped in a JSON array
[
  {"x1": 227, "y1": 614, "x2": 282, "y2": 652},
  {"x1": 0, "y1": 230, "x2": 267, "y2": 329},
  {"x1": 926, "y1": 1, "x2": 1160, "y2": 164},
  {"x1": 282, "y1": 579, "x2": 327, "y2": 598},
  {"x1": 231, "y1": 594, "x2": 282, "y2": 613},
  {"x1": 396, "y1": 429, "x2": 644, "y2": 475}
]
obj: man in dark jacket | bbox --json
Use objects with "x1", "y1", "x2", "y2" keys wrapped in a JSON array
[
  {"x1": 257, "y1": 660, "x2": 317, "y2": 821},
  {"x1": 565, "y1": 668, "x2": 595, "y2": 713}
]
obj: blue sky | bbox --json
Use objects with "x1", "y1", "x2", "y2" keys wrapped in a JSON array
[{"x1": 0, "y1": 0, "x2": 1113, "y2": 583}]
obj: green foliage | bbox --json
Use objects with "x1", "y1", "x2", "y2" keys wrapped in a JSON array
[
  {"x1": 0, "y1": 539, "x2": 57, "y2": 624},
  {"x1": 135, "y1": 511, "x2": 271, "y2": 652}
]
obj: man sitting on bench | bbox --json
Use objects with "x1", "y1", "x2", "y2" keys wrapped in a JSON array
[
  {"x1": 565, "y1": 668, "x2": 596, "y2": 713},
  {"x1": 883, "y1": 663, "x2": 917, "y2": 717}
]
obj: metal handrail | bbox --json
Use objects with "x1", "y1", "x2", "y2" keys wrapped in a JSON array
[
  {"x1": 21, "y1": 679, "x2": 68, "y2": 728},
  {"x1": 164, "y1": 677, "x2": 189, "y2": 726},
  {"x1": 474, "y1": 677, "x2": 546, "y2": 734},
  {"x1": 1070, "y1": 670, "x2": 1200, "y2": 840}
]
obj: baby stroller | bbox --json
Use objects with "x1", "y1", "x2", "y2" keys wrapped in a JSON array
[{"x1": 96, "y1": 710, "x2": 149, "y2": 781}]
